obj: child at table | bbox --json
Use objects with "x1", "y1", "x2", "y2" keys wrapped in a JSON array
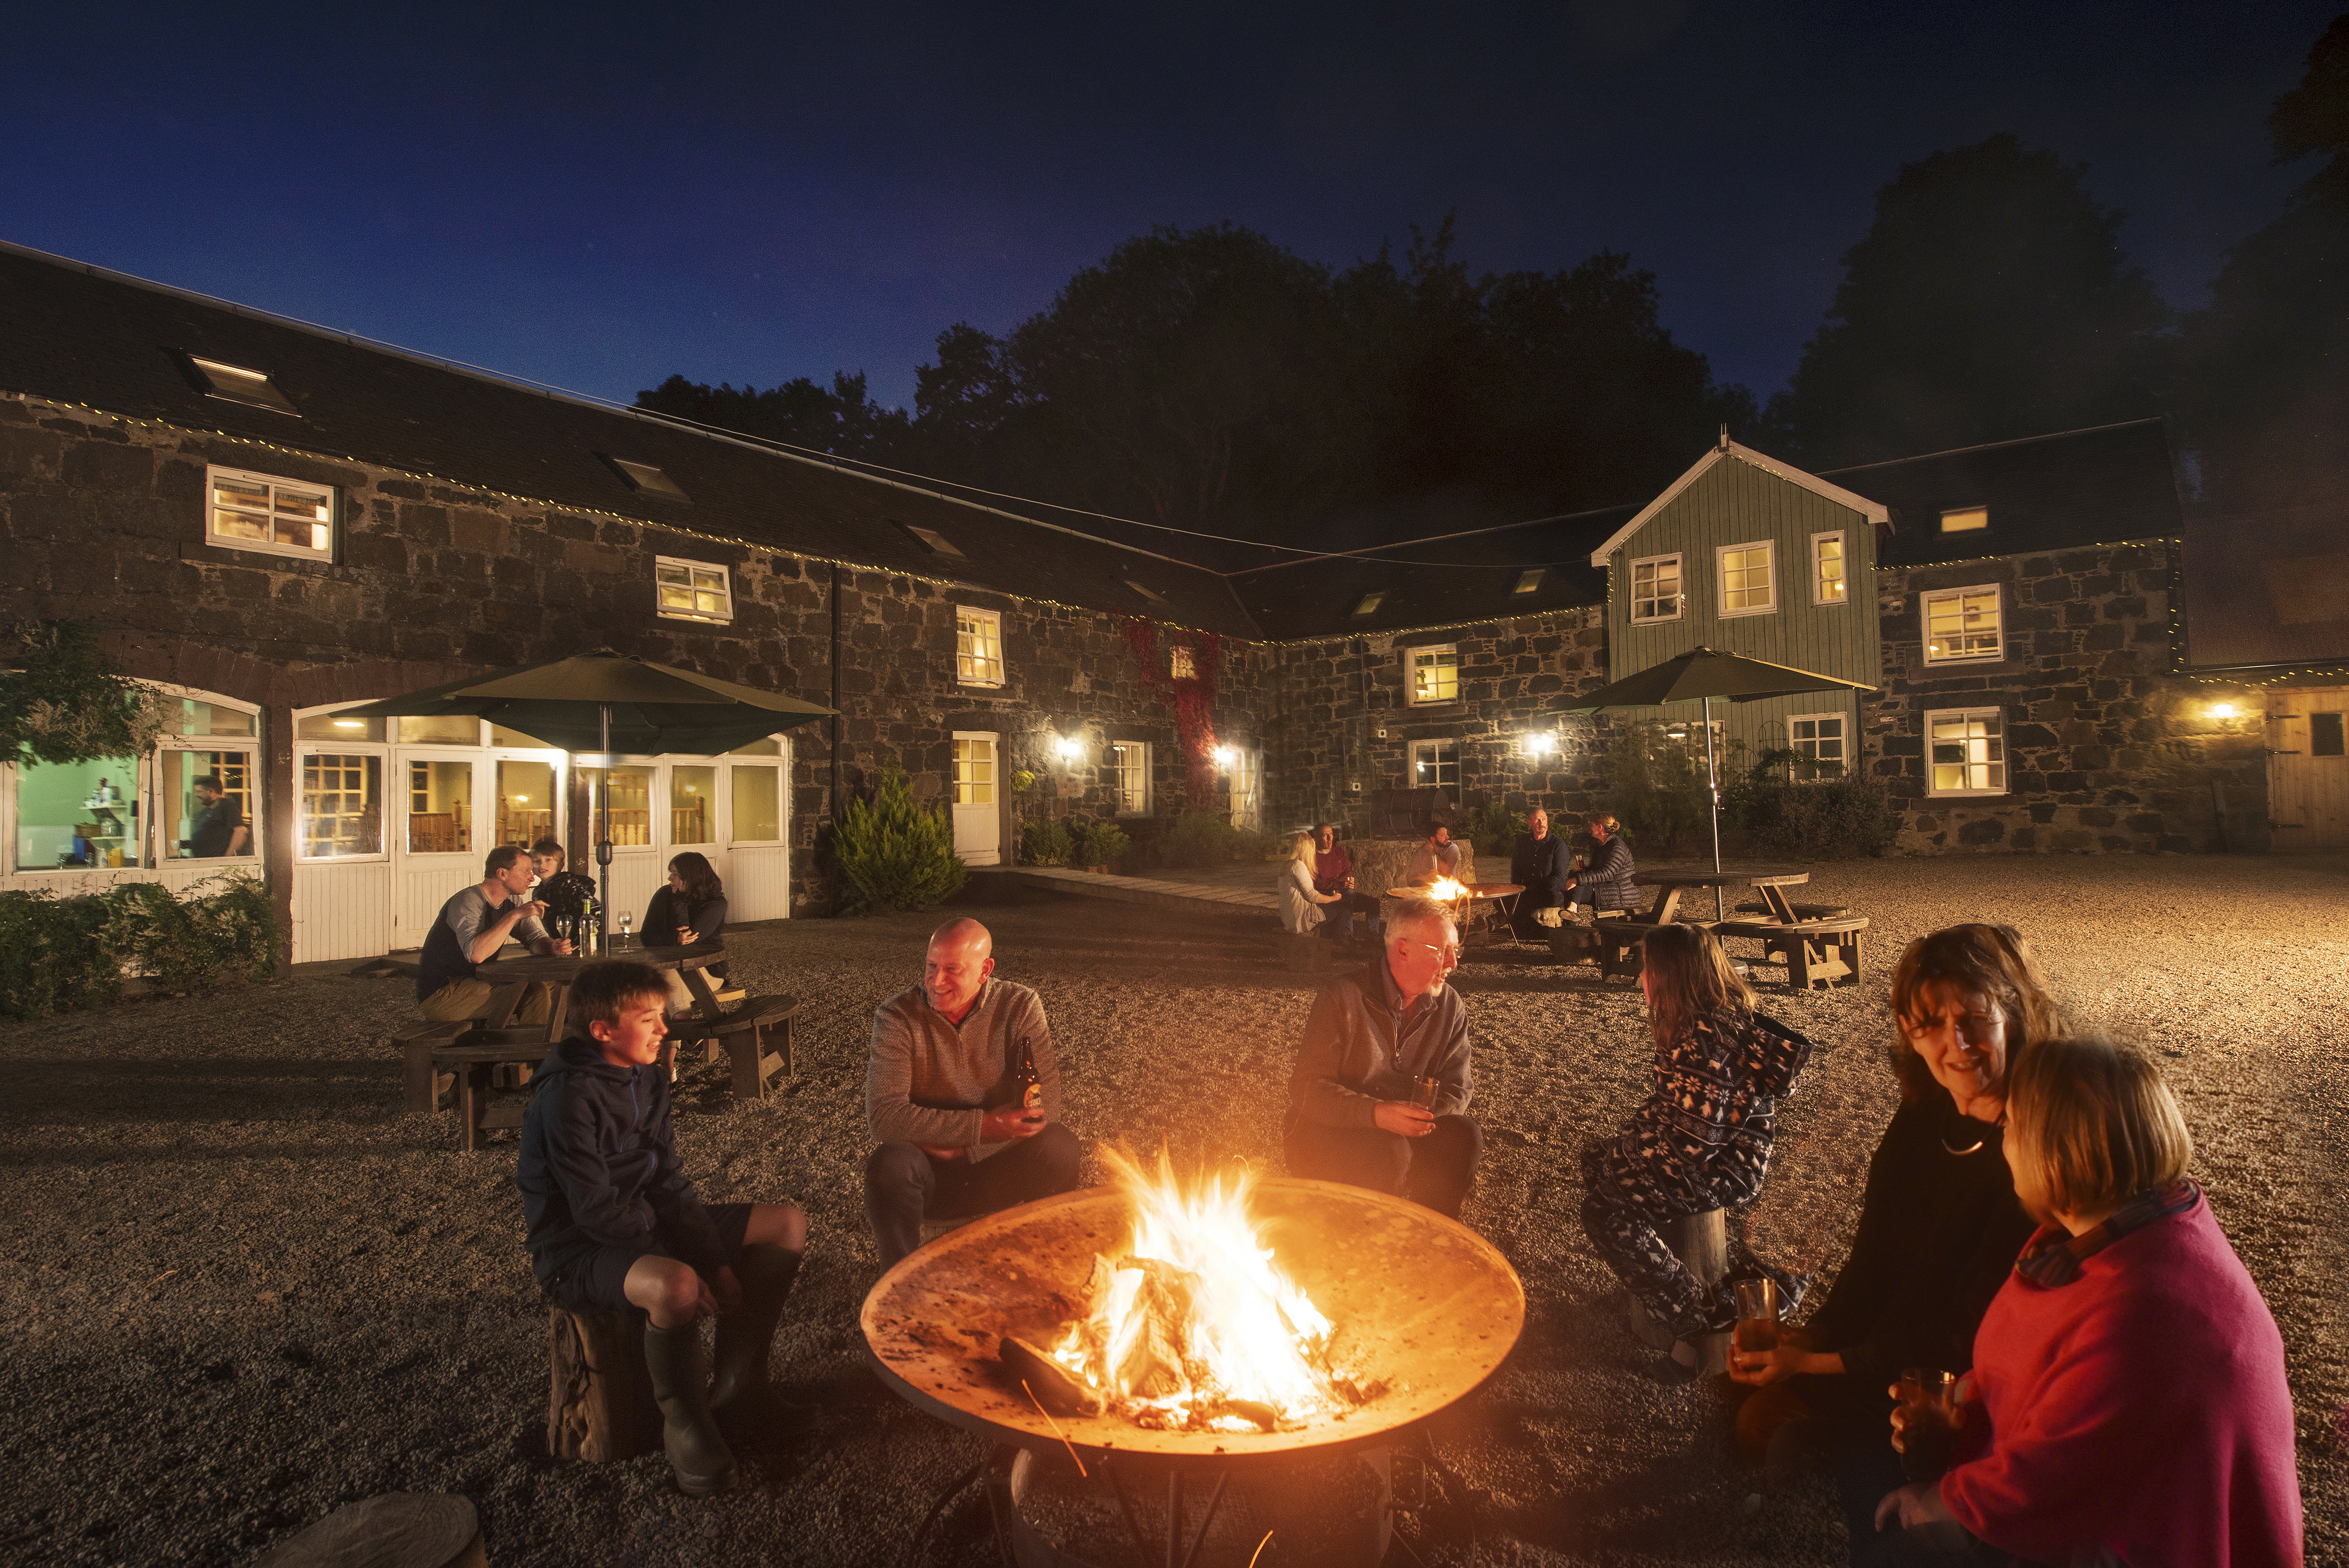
[{"x1": 517, "y1": 960, "x2": 814, "y2": 1496}]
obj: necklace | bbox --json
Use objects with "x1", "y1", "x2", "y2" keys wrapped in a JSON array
[{"x1": 1941, "y1": 1135, "x2": 1987, "y2": 1156}]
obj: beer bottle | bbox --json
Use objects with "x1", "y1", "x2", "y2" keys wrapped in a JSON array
[{"x1": 1014, "y1": 1038, "x2": 1043, "y2": 1114}]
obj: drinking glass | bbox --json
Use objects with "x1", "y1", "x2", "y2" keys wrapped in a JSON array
[
  {"x1": 1408, "y1": 1076, "x2": 1440, "y2": 1110},
  {"x1": 618, "y1": 912, "x2": 633, "y2": 950},
  {"x1": 1897, "y1": 1368, "x2": 1960, "y2": 1480},
  {"x1": 1733, "y1": 1278, "x2": 1779, "y2": 1352}
]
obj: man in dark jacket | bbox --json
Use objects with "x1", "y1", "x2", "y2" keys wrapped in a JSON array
[
  {"x1": 1508, "y1": 807, "x2": 1571, "y2": 937},
  {"x1": 1284, "y1": 894, "x2": 1482, "y2": 1219},
  {"x1": 519, "y1": 961, "x2": 812, "y2": 1496}
]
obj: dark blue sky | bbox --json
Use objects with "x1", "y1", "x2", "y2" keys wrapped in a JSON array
[{"x1": 4, "y1": 3, "x2": 2336, "y2": 415}]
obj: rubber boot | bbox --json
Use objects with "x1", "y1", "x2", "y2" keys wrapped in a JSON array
[
  {"x1": 710, "y1": 1249, "x2": 819, "y2": 1438},
  {"x1": 643, "y1": 1319, "x2": 736, "y2": 1496}
]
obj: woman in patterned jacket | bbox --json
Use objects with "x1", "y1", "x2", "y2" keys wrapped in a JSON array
[{"x1": 1581, "y1": 922, "x2": 1815, "y2": 1375}]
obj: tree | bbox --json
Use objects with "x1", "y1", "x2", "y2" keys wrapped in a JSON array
[
  {"x1": 1772, "y1": 134, "x2": 2171, "y2": 469},
  {"x1": 2184, "y1": 16, "x2": 2349, "y2": 512},
  {"x1": 634, "y1": 370, "x2": 910, "y2": 461}
]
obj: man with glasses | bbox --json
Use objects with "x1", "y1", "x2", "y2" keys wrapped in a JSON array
[{"x1": 1283, "y1": 894, "x2": 1482, "y2": 1219}]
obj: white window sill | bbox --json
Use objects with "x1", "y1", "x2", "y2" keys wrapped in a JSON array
[
  {"x1": 1717, "y1": 604, "x2": 1779, "y2": 619},
  {"x1": 206, "y1": 535, "x2": 334, "y2": 565},
  {"x1": 1926, "y1": 789, "x2": 2010, "y2": 800}
]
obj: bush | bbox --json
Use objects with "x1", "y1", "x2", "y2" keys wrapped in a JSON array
[
  {"x1": 0, "y1": 872, "x2": 280, "y2": 1021},
  {"x1": 1158, "y1": 811, "x2": 1239, "y2": 868},
  {"x1": 1747, "y1": 773, "x2": 1903, "y2": 859},
  {"x1": 1604, "y1": 721, "x2": 1710, "y2": 855},
  {"x1": 1463, "y1": 799, "x2": 1527, "y2": 859},
  {"x1": 1021, "y1": 817, "x2": 1075, "y2": 867},
  {"x1": 1075, "y1": 820, "x2": 1132, "y2": 868},
  {"x1": 1229, "y1": 825, "x2": 1281, "y2": 861},
  {"x1": 833, "y1": 773, "x2": 968, "y2": 912}
]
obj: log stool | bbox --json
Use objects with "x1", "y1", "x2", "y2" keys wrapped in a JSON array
[
  {"x1": 251, "y1": 1492, "x2": 486, "y2": 1568},
  {"x1": 1620, "y1": 1207, "x2": 1731, "y2": 1374},
  {"x1": 547, "y1": 1306, "x2": 661, "y2": 1462}
]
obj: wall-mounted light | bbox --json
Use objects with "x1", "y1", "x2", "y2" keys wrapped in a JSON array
[
  {"x1": 1213, "y1": 746, "x2": 1236, "y2": 769},
  {"x1": 332, "y1": 718, "x2": 364, "y2": 729},
  {"x1": 2209, "y1": 702, "x2": 2238, "y2": 720},
  {"x1": 1524, "y1": 732, "x2": 1557, "y2": 757},
  {"x1": 1054, "y1": 734, "x2": 1085, "y2": 763}
]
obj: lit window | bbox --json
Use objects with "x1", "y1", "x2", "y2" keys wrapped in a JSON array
[
  {"x1": 1923, "y1": 584, "x2": 2001, "y2": 663},
  {"x1": 655, "y1": 557, "x2": 733, "y2": 623},
  {"x1": 898, "y1": 522, "x2": 964, "y2": 558},
  {"x1": 1409, "y1": 645, "x2": 1460, "y2": 706},
  {"x1": 1940, "y1": 506, "x2": 1988, "y2": 533},
  {"x1": 1812, "y1": 532, "x2": 1847, "y2": 605},
  {"x1": 1629, "y1": 554, "x2": 1682, "y2": 623},
  {"x1": 1171, "y1": 646, "x2": 1196, "y2": 680},
  {"x1": 1513, "y1": 568, "x2": 1544, "y2": 595},
  {"x1": 608, "y1": 458, "x2": 690, "y2": 501},
  {"x1": 1788, "y1": 714, "x2": 1847, "y2": 778},
  {"x1": 1717, "y1": 540, "x2": 1777, "y2": 616},
  {"x1": 1110, "y1": 741, "x2": 1151, "y2": 815},
  {"x1": 1409, "y1": 739, "x2": 1461, "y2": 802},
  {"x1": 206, "y1": 465, "x2": 334, "y2": 562},
  {"x1": 187, "y1": 356, "x2": 298, "y2": 415},
  {"x1": 956, "y1": 607, "x2": 1005, "y2": 686},
  {"x1": 1352, "y1": 592, "x2": 1385, "y2": 617},
  {"x1": 1928, "y1": 708, "x2": 2007, "y2": 796},
  {"x1": 952, "y1": 737, "x2": 995, "y2": 805},
  {"x1": 300, "y1": 752, "x2": 383, "y2": 859}
]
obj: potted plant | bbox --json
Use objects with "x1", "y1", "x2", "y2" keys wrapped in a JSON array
[{"x1": 1076, "y1": 820, "x2": 1130, "y2": 874}]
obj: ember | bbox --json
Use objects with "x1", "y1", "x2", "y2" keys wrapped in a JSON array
[{"x1": 1036, "y1": 1146, "x2": 1383, "y2": 1432}]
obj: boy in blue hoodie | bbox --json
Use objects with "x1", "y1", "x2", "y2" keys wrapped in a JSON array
[{"x1": 518, "y1": 960, "x2": 809, "y2": 1495}]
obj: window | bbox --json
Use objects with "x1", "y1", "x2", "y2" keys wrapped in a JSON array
[
  {"x1": 1409, "y1": 645, "x2": 1459, "y2": 706},
  {"x1": 1923, "y1": 584, "x2": 2002, "y2": 663},
  {"x1": 207, "y1": 465, "x2": 334, "y2": 562},
  {"x1": 2312, "y1": 712, "x2": 2345, "y2": 758},
  {"x1": 1630, "y1": 554, "x2": 1682, "y2": 623},
  {"x1": 494, "y1": 759, "x2": 556, "y2": 850},
  {"x1": 1352, "y1": 592, "x2": 1385, "y2": 617},
  {"x1": 12, "y1": 686, "x2": 262, "y2": 870},
  {"x1": 668, "y1": 764, "x2": 717, "y2": 845},
  {"x1": 655, "y1": 558, "x2": 732, "y2": 624},
  {"x1": 1788, "y1": 713, "x2": 1847, "y2": 777},
  {"x1": 1940, "y1": 506, "x2": 1989, "y2": 533},
  {"x1": 1717, "y1": 540, "x2": 1777, "y2": 616},
  {"x1": 731, "y1": 763, "x2": 783, "y2": 841},
  {"x1": 301, "y1": 753, "x2": 383, "y2": 859},
  {"x1": 1928, "y1": 708, "x2": 2007, "y2": 796},
  {"x1": 1409, "y1": 739, "x2": 1461, "y2": 803},
  {"x1": 407, "y1": 758, "x2": 474, "y2": 853},
  {"x1": 608, "y1": 458, "x2": 690, "y2": 501},
  {"x1": 187, "y1": 356, "x2": 298, "y2": 415},
  {"x1": 1126, "y1": 581, "x2": 1168, "y2": 605},
  {"x1": 1512, "y1": 568, "x2": 1544, "y2": 595},
  {"x1": 15, "y1": 750, "x2": 144, "y2": 870},
  {"x1": 897, "y1": 521, "x2": 964, "y2": 558},
  {"x1": 579, "y1": 765, "x2": 653, "y2": 847},
  {"x1": 1228, "y1": 748, "x2": 1263, "y2": 832},
  {"x1": 1812, "y1": 531, "x2": 1847, "y2": 605},
  {"x1": 953, "y1": 737, "x2": 995, "y2": 806},
  {"x1": 1170, "y1": 646, "x2": 1196, "y2": 680},
  {"x1": 1110, "y1": 742, "x2": 1150, "y2": 815},
  {"x1": 956, "y1": 607, "x2": 1005, "y2": 686}
]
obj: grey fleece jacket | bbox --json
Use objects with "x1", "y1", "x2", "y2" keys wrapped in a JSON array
[
  {"x1": 1287, "y1": 957, "x2": 1474, "y2": 1129},
  {"x1": 866, "y1": 977, "x2": 1060, "y2": 1162}
]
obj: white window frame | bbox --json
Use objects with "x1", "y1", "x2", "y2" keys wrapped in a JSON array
[
  {"x1": 1109, "y1": 741, "x2": 1151, "y2": 816},
  {"x1": 1716, "y1": 539, "x2": 1778, "y2": 618},
  {"x1": 1922, "y1": 583, "x2": 2003, "y2": 665},
  {"x1": 1408, "y1": 644, "x2": 1460, "y2": 706},
  {"x1": 956, "y1": 606, "x2": 1005, "y2": 688},
  {"x1": 1927, "y1": 707, "x2": 2008, "y2": 798},
  {"x1": 205, "y1": 463, "x2": 335, "y2": 563},
  {"x1": 1227, "y1": 747, "x2": 1263, "y2": 831},
  {"x1": 1408, "y1": 738, "x2": 1461, "y2": 803},
  {"x1": 1629, "y1": 553, "x2": 1683, "y2": 624},
  {"x1": 8, "y1": 683, "x2": 263, "y2": 874},
  {"x1": 1788, "y1": 712, "x2": 1848, "y2": 778},
  {"x1": 1810, "y1": 531, "x2": 1848, "y2": 606},
  {"x1": 655, "y1": 556, "x2": 733, "y2": 624}
]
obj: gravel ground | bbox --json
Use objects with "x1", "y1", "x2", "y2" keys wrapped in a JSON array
[{"x1": 2, "y1": 854, "x2": 2342, "y2": 1567}]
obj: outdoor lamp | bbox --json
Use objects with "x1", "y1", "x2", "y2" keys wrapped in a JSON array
[
  {"x1": 1213, "y1": 746, "x2": 1236, "y2": 768},
  {"x1": 1055, "y1": 734, "x2": 1085, "y2": 763},
  {"x1": 1525, "y1": 732, "x2": 1556, "y2": 757},
  {"x1": 2210, "y1": 702, "x2": 2238, "y2": 719}
]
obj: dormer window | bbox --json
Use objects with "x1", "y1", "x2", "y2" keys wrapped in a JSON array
[
  {"x1": 607, "y1": 458, "x2": 690, "y2": 501},
  {"x1": 187, "y1": 356, "x2": 298, "y2": 416},
  {"x1": 898, "y1": 522, "x2": 964, "y2": 558},
  {"x1": 1352, "y1": 592, "x2": 1385, "y2": 617},
  {"x1": 1513, "y1": 568, "x2": 1545, "y2": 595}
]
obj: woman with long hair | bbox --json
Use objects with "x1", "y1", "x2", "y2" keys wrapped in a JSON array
[
  {"x1": 1866, "y1": 1038, "x2": 2300, "y2": 1566},
  {"x1": 1277, "y1": 831, "x2": 1340, "y2": 935},
  {"x1": 644, "y1": 851, "x2": 729, "y2": 1002},
  {"x1": 1730, "y1": 925, "x2": 2062, "y2": 1545},
  {"x1": 1581, "y1": 923, "x2": 1814, "y2": 1375}
]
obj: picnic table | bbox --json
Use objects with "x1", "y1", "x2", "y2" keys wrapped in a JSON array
[
  {"x1": 1712, "y1": 873, "x2": 1870, "y2": 991},
  {"x1": 1577, "y1": 866, "x2": 1800, "y2": 982}
]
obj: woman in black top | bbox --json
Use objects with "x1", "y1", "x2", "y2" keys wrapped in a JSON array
[
  {"x1": 643, "y1": 852, "x2": 729, "y2": 1000},
  {"x1": 1728, "y1": 924, "x2": 2061, "y2": 1546}
]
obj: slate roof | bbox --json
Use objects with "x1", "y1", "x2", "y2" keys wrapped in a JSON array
[{"x1": 2181, "y1": 502, "x2": 2349, "y2": 672}]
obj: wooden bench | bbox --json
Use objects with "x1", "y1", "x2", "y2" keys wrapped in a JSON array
[
  {"x1": 1714, "y1": 915, "x2": 1870, "y2": 990},
  {"x1": 1734, "y1": 900, "x2": 1850, "y2": 921},
  {"x1": 438, "y1": 1036, "x2": 559, "y2": 1151},
  {"x1": 395, "y1": 1020, "x2": 476, "y2": 1113},
  {"x1": 666, "y1": 995, "x2": 800, "y2": 1102},
  {"x1": 1588, "y1": 916, "x2": 1657, "y2": 981},
  {"x1": 1544, "y1": 907, "x2": 1628, "y2": 969}
]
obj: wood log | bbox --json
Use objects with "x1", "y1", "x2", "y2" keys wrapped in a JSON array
[
  {"x1": 546, "y1": 1306, "x2": 661, "y2": 1462},
  {"x1": 999, "y1": 1333, "x2": 1105, "y2": 1416},
  {"x1": 251, "y1": 1492, "x2": 486, "y2": 1568}
]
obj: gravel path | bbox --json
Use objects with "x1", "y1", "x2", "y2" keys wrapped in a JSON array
[{"x1": 2, "y1": 854, "x2": 2341, "y2": 1566}]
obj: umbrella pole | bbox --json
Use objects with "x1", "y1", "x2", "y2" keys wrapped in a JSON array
[
  {"x1": 1704, "y1": 696, "x2": 1725, "y2": 919},
  {"x1": 596, "y1": 703, "x2": 612, "y2": 953}
]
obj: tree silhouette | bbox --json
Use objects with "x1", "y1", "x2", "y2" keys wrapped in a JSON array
[{"x1": 634, "y1": 370, "x2": 910, "y2": 460}]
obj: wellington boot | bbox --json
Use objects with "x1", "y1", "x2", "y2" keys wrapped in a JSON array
[
  {"x1": 711, "y1": 1251, "x2": 820, "y2": 1439},
  {"x1": 643, "y1": 1320, "x2": 736, "y2": 1496}
]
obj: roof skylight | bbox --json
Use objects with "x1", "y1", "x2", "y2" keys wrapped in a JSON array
[
  {"x1": 606, "y1": 457, "x2": 690, "y2": 501},
  {"x1": 1352, "y1": 592, "x2": 1386, "y2": 616},
  {"x1": 187, "y1": 356, "x2": 298, "y2": 416},
  {"x1": 1513, "y1": 568, "x2": 1545, "y2": 594},
  {"x1": 897, "y1": 521, "x2": 966, "y2": 558},
  {"x1": 1126, "y1": 580, "x2": 1168, "y2": 604}
]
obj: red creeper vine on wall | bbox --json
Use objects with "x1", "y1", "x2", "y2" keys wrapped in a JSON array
[{"x1": 1120, "y1": 617, "x2": 1223, "y2": 808}]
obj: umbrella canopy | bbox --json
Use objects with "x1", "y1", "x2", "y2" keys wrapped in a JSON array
[{"x1": 1558, "y1": 646, "x2": 1876, "y2": 713}]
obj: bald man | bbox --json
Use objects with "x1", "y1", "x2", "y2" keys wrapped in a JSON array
[{"x1": 863, "y1": 918, "x2": 1082, "y2": 1269}]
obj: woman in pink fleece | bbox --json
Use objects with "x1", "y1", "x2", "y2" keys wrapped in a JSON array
[{"x1": 1862, "y1": 1037, "x2": 2303, "y2": 1568}]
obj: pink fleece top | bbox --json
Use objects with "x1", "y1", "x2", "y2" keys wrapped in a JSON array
[{"x1": 1942, "y1": 1193, "x2": 2303, "y2": 1568}]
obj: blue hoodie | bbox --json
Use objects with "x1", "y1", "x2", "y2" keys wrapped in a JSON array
[{"x1": 516, "y1": 1037, "x2": 726, "y2": 1288}]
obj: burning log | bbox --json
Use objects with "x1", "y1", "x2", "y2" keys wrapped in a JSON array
[{"x1": 999, "y1": 1335, "x2": 1105, "y2": 1417}]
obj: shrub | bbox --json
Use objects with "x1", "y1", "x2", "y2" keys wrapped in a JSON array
[
  {"x1": 1158, "y1": 811, "x2": 1239, "y2": 868},
  {"x1": 1463, "y1": 799, "x2": 1527, "y2": 859},
  {"x1": 1021, "y1": 817, "x2": 1075, "y2": 867},
  {"x1": 1076, "y1": 820, "x2": 1132, "y2": 868},
  {"x1": 1229, "y1": 825, "x2": 1281, "y2": 861},
  {"x1": 833, "y1": 773, "x2": 968, "y2": 912},
  {"x1": 0, "y1": 872, "x2": 280, "y2": 1021},
  {"x1": 1604, "y1": 721, "x2": 1710, "y2": 855},
  {"x1": 1748, "y1": 773, "x2": 1903, "y2": 860}
]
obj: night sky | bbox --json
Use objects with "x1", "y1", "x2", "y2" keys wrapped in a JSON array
[{"x1": 4, "y1": 3, "x2": 2337, "y2": 418}]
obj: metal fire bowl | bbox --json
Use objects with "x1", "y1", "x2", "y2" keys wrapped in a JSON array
[{"x1": 861, "y1": 1178, "x2": 1525, "y2": 1465}]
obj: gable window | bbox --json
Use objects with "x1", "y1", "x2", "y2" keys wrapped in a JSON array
[
  {"x1": 1923, "y1": 584, "x2": 2002, "y2": 663},
  {"x1": 1788, "y1": 713, "x2": 1847, "y2": 777},
  {"x1": 206, "y1": 465, "x2": 334, "y2": 563},
  {"x1": 1408, "y1": 645, "x2": 1460, "y2": 706},
  {"x1": 1811, "y1": 531, "x2": 1847, "y2": 605},
  {"x1": 1408, "y1": 739, "x2": 1461, "y2": 803},
  {"x1": 1630, "y1": 554, "x2": 1682, "y2": 624},
  {"x1": 956, "y1": 607, "x2": 1005, "y2": 687},
  {"x1": 1928, "y1": 707, "x2": 2007, "y2": 796},
  {"x1": 187, "y1": 356, "x2": 298, "y2": 416},
  {"x1": 1170, "y1": 645, "x2": 1196, "y2": 680},
  {"x1": 608, "y1": 458, "x2": 690, "y2": 501},
  {"x1": 1940, "y1": 506, "x2": 1989, "y2": 533},
  {"x1": 1110, "y1": 741, "x2": 1151, "y2": 815},
  {"x1": 655, "y1": 558, "x2": 732, "y2": 624},
  {"x1": 1717, "y1": 540, "x2": 1777, "y2": 617},
  {"x1": 1512, "y1": 568, "x2": 1544, "y2": 595}
]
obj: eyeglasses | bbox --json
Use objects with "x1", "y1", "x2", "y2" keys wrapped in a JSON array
[{"x1": 1410, "y1": 941, "x2": 1463, "y2": 962}]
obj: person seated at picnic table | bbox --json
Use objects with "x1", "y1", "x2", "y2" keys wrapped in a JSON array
[
  {"x1": 1278, "y1": 832, "x2": 1342, "y2": 935},
  {"x1": 1581, "y1": 923, "x2": 1815, "y2": 1377},
  {"x1": 528, "y1": 836, "x2": 601, "y2": 950},
  {"x1": 642, "y1": 850, "x2": 731, "y2": 1012},
  {"x1": 864, "y1": 917, "x2": 1082, "y2": 1271},
  {"x1": 1310, "y1": 821, "x2": 1382, "y2": 943},
  {"x1": 1730, "y1": 925, "x2": 2060, "y2": 1544},
  {"x1": 1508, "y1": 807, "x2": 1572, "y2": 937},
  {"x1": 1864, "y1": 1036, "x2": 2301, "y2": 1568},
  {"x1": 518, "y1": 960, "x2": 815, "y2": 1498},
  {"x1": 1403, "y1": 818, "x2": 1465, "y2": 887},
  {"x1": 415, "y1": 845, "x2": 573, "y2": 1026},
  {"x1": 1557, "y1": 812, "x2": 1635, "y2": 923},
  {"x1": 182, "y1": 774, "x2": 251, "y2": 858},
  {"x1": 1285, "y1": 894, "x2": 1481, "y2": 1219}
]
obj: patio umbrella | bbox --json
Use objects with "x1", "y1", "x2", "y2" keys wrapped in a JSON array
[
  {"x1": 338, "y1": 649, "x2": 834, "y2": 944},
  {"x1": 1558, "y1": 646, "x2": 1876, "y2": 898}
]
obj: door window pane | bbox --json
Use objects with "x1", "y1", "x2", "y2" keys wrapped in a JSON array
[
  {"x1": 16, "y1": 755, "x2": 139, "y2": 868},
  {"x1": 408, "y1": 759, "x2": 474, "y2": 853},
  {"x1": 671, "y1": 766, "x2": 717, "y2": 844},
  {"x1": 731, "y1": 765, "x2": 781, "y2": 841},
  {"x1": 579, "y1": 766, "x2": 654, "y2": 847},
  {"x1": 297, "y1": 711, "x2": 384, "y2": 741},
  {"x1": 954, "y1": 738, "x2": 995, "y2": 805},
  {"x1": 496, "y1": 760, "x2": 556, "y2": 850},
  {"x1": 398, "y1": 715, "x2": 481, "y2": 745},
  {"x1": 162, "y1": 749, "x2": 256, "y2": 859},
  {"x1": 302, "y1": 754, "x2": 383, "y2": 858}
]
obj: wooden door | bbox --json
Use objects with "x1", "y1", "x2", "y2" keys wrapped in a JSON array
[
  {"x1": 2266, "y1": 687, "x2": 2349, "y2": 850},
  {"x1": 952, "y1": 732, "x2": 1001, "y2": 866}
]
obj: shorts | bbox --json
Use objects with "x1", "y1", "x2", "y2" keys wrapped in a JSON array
[{"x1": 537, "y1": 1202, "x2": 754, "y2": 1316}]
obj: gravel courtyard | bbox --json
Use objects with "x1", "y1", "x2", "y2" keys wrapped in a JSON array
[{"x1": 2, "y1": 854, "x2": 2342, "y2": 1567}]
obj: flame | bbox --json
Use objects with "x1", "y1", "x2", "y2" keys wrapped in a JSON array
[
  {"x1": 1426, "y1": 876, "x2": 1469, "y2": 901},
  {"x1": 1046, "y1": 1146, "x2": 1372, "y2": 1432}
]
